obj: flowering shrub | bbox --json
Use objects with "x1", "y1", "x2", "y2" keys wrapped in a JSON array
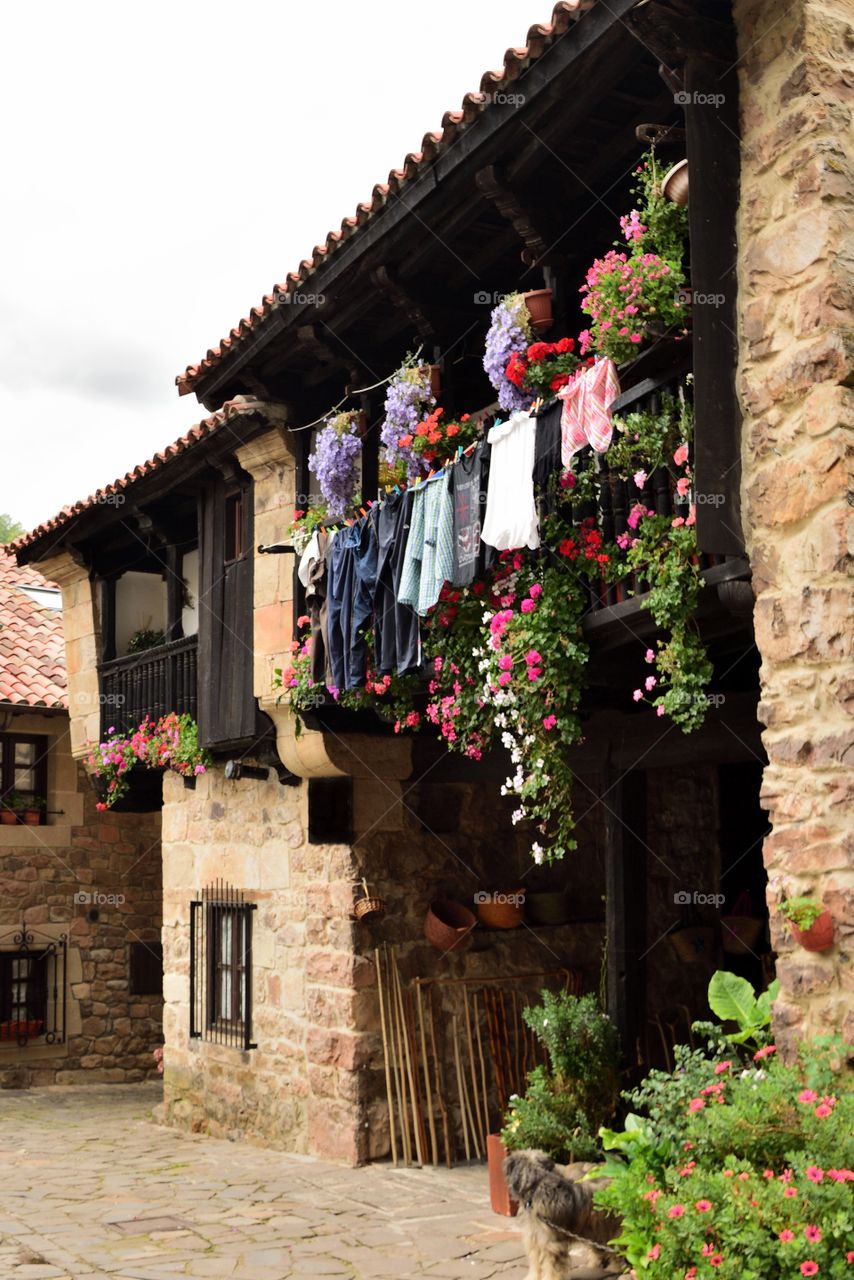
[
  {"x1": 483, "y1": 292, "x2": 534, "y2": 412},
  {"x1": 596, "y1": 978, "x2": 854, "y2": 1280},
  {"x1": 397, "y1": 407, "x2": 481, "y2": 465},
  {"x1": 308, "y1": 411, "x2": 362, "y2": 518},
  {"x1": 505, "y1": 337, "x2": 580, "y2": 398},
  {"x1": 580, "y1": 249, "x2": 687, "y2": 363},
  {"x1": 579, "y1": 149, "x2": 689, "y2": 363},
  {"x1": 381, "y1": 359, "x2": 435, "y2": 478},
  {"x1": 289, "y1": 502, "x2": 327, "y2": 554},
  {"x1": 502, "y1": 991, "x2": 620, "y2": 1164},
  {"x1": 86, "y1": 713, "x2": 210, "y2": 809}
]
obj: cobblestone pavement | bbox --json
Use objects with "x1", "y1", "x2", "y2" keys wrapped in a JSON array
[{"x1": 0, "y1": 1085, "x2": 526, "y2": 1280}]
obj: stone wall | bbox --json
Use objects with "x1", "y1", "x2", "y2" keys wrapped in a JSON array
[
  {"x1": 0, "y1": 745, "x2": 162, "y2": 1088},
  {"x1": 158, "y1": 757, "x2": 608, "y2": 1164},
  {"x1": 734, "y1": 0, "x2": 854, "y2": 1049}
]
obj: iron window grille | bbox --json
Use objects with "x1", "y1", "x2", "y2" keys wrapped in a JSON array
[
  {"x1": 189, "y1": 881, "x2": 256, "y2": 1050},
  {"x1": 0, "y1": 928, "x2": 67, "y2": 1047}
]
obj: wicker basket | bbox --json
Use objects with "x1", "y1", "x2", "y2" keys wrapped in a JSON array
[{"x1": 353, "y1": 880, "x2": 386, "y2": 923}]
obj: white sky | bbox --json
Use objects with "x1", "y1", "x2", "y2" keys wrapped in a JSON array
[{"x1": 1, "y1": 0, "x2": 541, "y2": 531}]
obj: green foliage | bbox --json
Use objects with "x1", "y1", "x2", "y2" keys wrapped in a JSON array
[
  {"x1": 1, "y1": 790, "x2": 27, "y2": 812},
  {"x1": 707, "y1": 971, "x2": 780, "y2": 1046},
  {"x1": 0, "y1": 513, "x2": 24, "y2": 544},
  {"x1": 126, "y1": 628, "x2": 166, "y2": 654},
  {"x1": 85, "y1": 713, "x2": 211, "y2": 809},
  {"x1": 779, "y1": 896, "x2": 825, "y2": 931},
  {"x1": 502, "y1": 991, "x2": 620, "y2": 1163},
  {"x1": 606, "y1": 393, "x2": 693, "y2": 482},
  {"x1": 630, "y1": 149, "x2": 690, "y2": 265},
  {"x1": 597, "y1": 1038, "x2": 854, "y2": 1277}
]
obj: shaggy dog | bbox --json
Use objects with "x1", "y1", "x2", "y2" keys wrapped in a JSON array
[{"x1": 504, "y1": 1150, "x2": 626, "y2": 1280}]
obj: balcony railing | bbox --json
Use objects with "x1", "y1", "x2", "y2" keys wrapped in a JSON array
[{"x1": 98, "y1": 635, "x2": 198, "y2": 738}]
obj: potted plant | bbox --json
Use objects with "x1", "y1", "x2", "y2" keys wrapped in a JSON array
[
  {"x1": 779, "y1": 896, "x2": 834, "y2": 952},
  {"x1": 502, "y1": 990, "x2": 620, "y2": 1166},
  {"x1": 21, "y1": 796, "x2": 46, "y2": 826},
  {"x1": 521, "y1": 287, "x2": 553, "y2": 332},
  {"x1": 307, "y1": 410, "x2": 363, "y2": 518},
  {"x1": 380, "y1": 357, "x2": 436, "y2": 479},
  {"x1": 0, "y1": 791, "x2": 25, "y2": 824},
  {"x1": 127, "y1": 626, "x2": 166, "y2": 654}
]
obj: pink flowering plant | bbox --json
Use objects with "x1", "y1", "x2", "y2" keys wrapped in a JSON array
[
  {"x1": 596, "y1": 972, "x2": 854, "y2": 1278},
  {"x1": 85, "y1": 713, "x2": 210, "y2": 809},
  {"x1": 579, "y1": 149, "x2": 689, "y2": 364}
]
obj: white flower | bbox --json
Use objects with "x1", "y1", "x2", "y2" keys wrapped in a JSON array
[
  {"x1": 532, "y1": 843, "x2": 544, "y2": 864},
  {"x1": 511, "y1": 809, "x2": 523, "y2": 825}
]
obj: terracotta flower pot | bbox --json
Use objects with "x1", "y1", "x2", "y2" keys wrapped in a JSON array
[
  {"x1": 476, "y1": 891, "x2": 525, "y2": 930},
  {"x1": 522, "y1": 288, "x2": 554, "y2": 333},
  {"x1": 22, "y1": 810, "x2": 42, "y2": 826},
  {"x1": 488, "y1": 1134, "x2": 519, "y2": 1217},
  {"x1": 0, "y1": 810, "x2": 17, "y2": 825},
  {"x1": 790, "y1": 910, "x2": 834, "y2": 953},
  {"x1": 661, "y1": 158, "x2": 689, "y2": 206},
  {"x1": 424, "y1": 899, "x2": 476, "y2": 952}
]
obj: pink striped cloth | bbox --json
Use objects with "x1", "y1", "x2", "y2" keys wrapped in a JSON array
[{"x1": 558, "y1": 358, "x2": 621, "y2": 465}]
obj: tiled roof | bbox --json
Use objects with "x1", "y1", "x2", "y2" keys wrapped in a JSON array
[
  {"x1": 8, "y1": 397, "x2": 273, "y2": 556},
  {"x1": 175, "y1": 0, "x2": 595, "y2": 397},
  {"x1": 0, "y1": 558, "x2": 67, "y2": 709}
]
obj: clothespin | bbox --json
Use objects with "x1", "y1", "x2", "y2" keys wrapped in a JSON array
[
  {"x1": 359, "y1": 506, "x2": 367, "y2": 517},
  {"x1": 456, "y1": 445, "x2": 464, "y2": 460},
  {"x1": 426, "y1": 468, "x2": 435, "y2": 480}
]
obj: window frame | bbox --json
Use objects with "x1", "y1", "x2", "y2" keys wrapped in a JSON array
[
  {"x1": 0, "y1": 733, "x2": 49, "y2": 820},
  {"x1": 0, "y1": 948, "x2": 48, "y2": 1031},
  {"x1": 189, "y1": 886, "x2": 256, "y2": 1050}
]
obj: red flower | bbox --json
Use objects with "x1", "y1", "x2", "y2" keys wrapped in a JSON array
[
  {"x1": 800, "y1": 1264, "x2": 818, "y2": 1277},
  {"x1": 695, "y1": 1200, "x2": 712, "y2": 1213},
  {"x1": 556, "y1": 336, "x2": 575, "y2": 354},
  {"x1": 527, "y1": 341, "x2": 551, "y2": 362},
  {"x1": 505, "y1": 352, "x2": 528, "y2": 387},
  {"x1": 415, "y1": 421, "x2": 430, "y2": 437},
  {"x1": 446, "y1": 424, "x2": 460, "y2": 437},
  {"x1": 550, "y1": 373, "x2": 570, "y2": 391},
  {"x1": 398, "y1": 434, "x2": 413, "y2": 448}
]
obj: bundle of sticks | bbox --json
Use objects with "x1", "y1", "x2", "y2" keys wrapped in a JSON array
[{"x1": 374, "y1": 945, "x2": 581, "y2": 1167}]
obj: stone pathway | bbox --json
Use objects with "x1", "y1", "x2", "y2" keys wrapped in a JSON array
[{"x1": 0, "y1": 1085, "x2": 526, "y2": 1279}]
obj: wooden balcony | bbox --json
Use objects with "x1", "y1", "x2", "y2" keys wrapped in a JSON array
[{"x1": 98, "y1": 635, "x2": 198, "y2": 738}]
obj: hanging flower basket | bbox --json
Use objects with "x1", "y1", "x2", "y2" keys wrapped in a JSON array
[
  {"x1": 790, "y1": 910, "x2": 834, "y2": 953},
  {"x1": 424, "y1": 899, "x2": 476, "y2": 952}
]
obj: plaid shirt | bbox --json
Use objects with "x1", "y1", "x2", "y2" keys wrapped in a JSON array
[{"x1": 398, "y1": 470, "x2": 454, "y2": 616}]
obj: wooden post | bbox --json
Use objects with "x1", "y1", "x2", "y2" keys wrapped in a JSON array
[{"x1": 604, "y1": 763, "x2": 647, "y2": 1071}]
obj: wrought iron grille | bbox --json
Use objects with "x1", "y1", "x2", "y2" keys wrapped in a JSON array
[
  {"x1": 0, "y1": 928, "x2": 67, "y2": 1047},
  {"x1": 189, "y1": 881, "x2": 256, "y2": 1050}
]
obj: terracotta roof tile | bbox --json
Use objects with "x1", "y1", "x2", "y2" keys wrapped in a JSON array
[
  {"x1": 175, "y1": 0, "x2": 595, "y2": 396},
  {"x1": 0, "y1": 558, "x2": 66, "y2": 709}
]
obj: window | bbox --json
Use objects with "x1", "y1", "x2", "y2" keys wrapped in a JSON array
[
  {"x1": 0, "y1": 929, "x2": 67, "y2": 1046},
  {"x1": 0, "y1": 734, "x2": 49, "y2": 819},
  {"x1": 189, "y1": 883, "x2": 256, "y2": 1049},
  {"x1": 224, "y1": 491, "x2": 244, "y2": 563},
  {"x1": 129, "y1": 941, "x2": 163, "y2": 996}
]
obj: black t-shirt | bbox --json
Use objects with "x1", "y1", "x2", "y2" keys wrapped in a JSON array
[{"x1": 448, "y1": 440, "x2": 494, "y2": 586}]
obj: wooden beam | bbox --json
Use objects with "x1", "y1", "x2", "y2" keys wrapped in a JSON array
[
  {"x1": 370, "y1": 265, "x2": 435, "y2": 344},
  {"x1": 604, "y1": 763, "x2": 647, "y2": 1062}
]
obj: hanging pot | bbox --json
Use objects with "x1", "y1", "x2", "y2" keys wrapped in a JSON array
[
  {"x1": 661, "y1": 159, "x2": 689, "y2": 207},
  {"x1": 475, "y1": 890, "x2": 525, "y2": 930},
  {"x1": 429, "y1": 364, "x2": 442, "y2": 399},
  {"x1": 721, "y1": 916, "x2": 763, "y2": 955},
  {"x1": 522, "y1": 288, "x2": 554, "y2": 333},
  {"x1": 424, "y1": 899, "x2": 476, "y2": 952},
  {"x1": 526, "y1": 888, "x2": 571, "y2": 926},
  {"x1": 790, "y1": 910, "x2": 834, "y2": 953}
]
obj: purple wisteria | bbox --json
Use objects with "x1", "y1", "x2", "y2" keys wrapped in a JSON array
[
  {"x1": 380, "y1": 362, "x2": 434, "y2": 478},
  {"x1": 308, "y1": 412, "x2": 362, "y2": 518},
  {"x1": 483, "y1": 293, "x2": 533, "y2": 414}
]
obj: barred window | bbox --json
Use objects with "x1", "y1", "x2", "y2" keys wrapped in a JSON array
[
  {"x1": 0, "y1": 928, "x2": 67, "y2": 1046},
  {"x1": 189, "y1": 883, "x2": 256, "y2": 1050}
]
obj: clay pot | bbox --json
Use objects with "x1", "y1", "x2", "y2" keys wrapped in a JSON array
[
  {"x1": 791, "y1": 910, "x2": 834, "y2": 953},
  {"x1": 22, "y1": 810, "x2": 42, "y2": 826},
  {"x1": 0, "y1": 810, "x2": 16, "y2": 825},
  {"x1": 476, "y1": 891, "x2": 525, "y2": 930},
  {"x1": 526, "y1": 889, "x2": 571, "y2": 926},
  {"x1": 429, "y1": 364, "x2": 442, "y2": 398},
  {"x1": 661, "y1": 159, "x2": 689, "y2": 206},
  {"x1": 522, "y1": 288, "x2": 554, "y2": 333},
  {"x1": 488, "y1": 1134, "x2": 519, "y2": 1217},
  {"x1": 424, "y1": 899, "x2": 476, "y2": 952},
  {"x1": 721, "y1": 916, "x2": 763, "y2": 955},
  {"x1": 669, "y1": 926, "x2": 715, "y2": 964}
]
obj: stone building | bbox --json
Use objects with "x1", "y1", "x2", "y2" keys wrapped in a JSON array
[
  {"x1": 8, "y1": 0, "x2": 851, "y2": 1161},
  {"x1": 0, "y1": 556, "x2": 162, "y2": 1088}
]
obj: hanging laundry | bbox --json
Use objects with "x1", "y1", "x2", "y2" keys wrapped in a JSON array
[
  {"x1": 326, "y1": 514, "x2": 378, "y2": 691},
  {"x1": 532, "y1": 399, "x2": 564, "y2": 527},
  {"x1": 398, "y1": 471, "x2": 454, "y2": 616},
  {"x1": 481, "y1": 411, "x2": 540, "y2": 552},
  {"x1": 448, "y1": 439, "x2": 495, "y2": 587},
  {"x1": 374, "y1": 489, "x2": 421, "y2": 677},
  {"x1": 558, "y1": 357, "x2": 620, "y2": 465},
  {"x1": 301, "y1": 528, "x2": 334, "y2": 687}
]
